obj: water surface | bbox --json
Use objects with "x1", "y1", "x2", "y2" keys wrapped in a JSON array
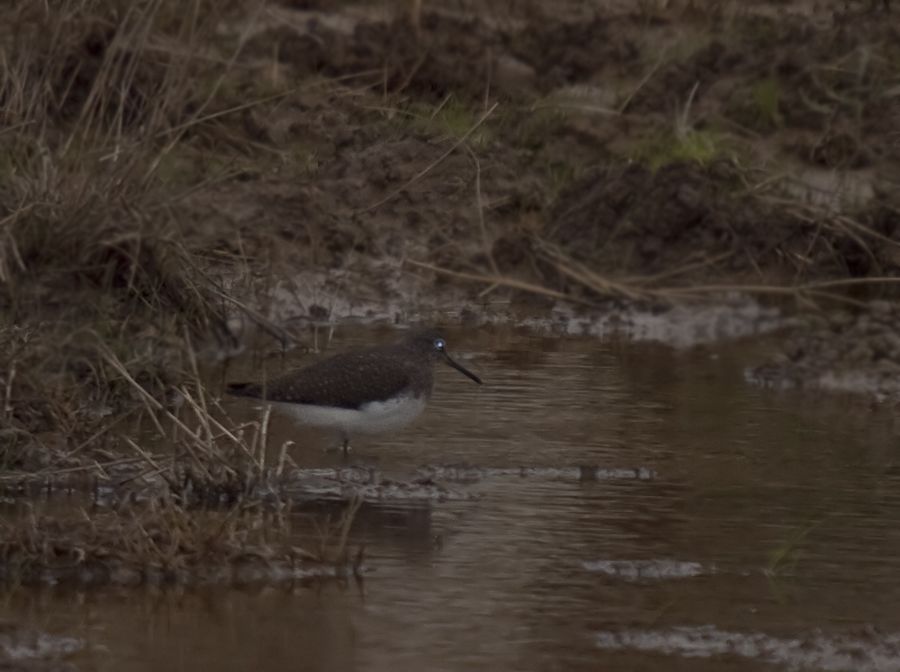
[{"x1": 3, "y1": 327, "x2": 900, "y2": 671}]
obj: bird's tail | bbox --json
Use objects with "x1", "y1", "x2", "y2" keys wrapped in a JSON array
[{"x1": 225, "y1": 382, "x2": 261, "y2": 397}]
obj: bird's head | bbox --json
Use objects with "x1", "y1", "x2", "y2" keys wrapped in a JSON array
[{"x1": 405, "y1": 329, "x2": 482, "y2": 384}]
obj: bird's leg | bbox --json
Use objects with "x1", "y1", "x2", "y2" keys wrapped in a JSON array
[{"x1": 325, "y1": 434, "x2": 352, "y2": 455}]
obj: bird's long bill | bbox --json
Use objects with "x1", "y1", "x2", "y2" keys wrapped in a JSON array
[{"x1": 443, "y1": 352, "x2": 483, "y2": 385}]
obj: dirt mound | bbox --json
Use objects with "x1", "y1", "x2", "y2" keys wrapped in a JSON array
[
  {"x1": 245, "y1": 10, "x2": 515, "y2": 102},
  {"x1": 750, "y1": 300, "x2": 900, "y2": 401},
  {"x1": 534, "y1": 160, "x2": 898, "y2": 290},
  {"x1": 508, "y1": 16, "x2": 640, "y2": 90},
  {"x1": 628, "y1": 10, "x2": 900, "y2": 167}
]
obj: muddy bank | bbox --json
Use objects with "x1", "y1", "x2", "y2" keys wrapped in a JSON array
[
  {"x1": 750, "y1": 299, "x2": 900, "y2": 402},
  {"x1": 216, "y1": 1, "x2": 900, "y2": 308}
]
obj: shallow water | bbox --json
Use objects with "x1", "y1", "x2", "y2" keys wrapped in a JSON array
[{"x1": 4, "y1": 327, "x2": 900, "y2": 671}]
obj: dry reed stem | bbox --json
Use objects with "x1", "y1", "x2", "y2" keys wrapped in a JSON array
[
  {"x1": 275, "y1": 439, "x2": 293, "y2": 480},
  {"x1": 621, "y1": 252, "x2": 735, "y2": 285},
  {"x1": 122, "y1": 436, "x2": 178, "y2": 487},
  {"x1": 208, "y1": 287, "x2": 294, "y2": 347},
  {"x1": 419, "y1": 238, "x2": 899, "y2": 309},
  {"x1": 534, "y1": 240, "x2": 650, "y2": 301},
  {"x1": 0, "y1": 456, "x2": 151, "y2": 485},
  {"x1": 334, "y1": 496, "x2": 363, "y2": 564},
  {"x1": 91, "y1": 338, "x2": 294, "y2": 503},
  {"x1": 757, "y1": 194, "x2": 899, "y2": 250},
  {"x1": 406, "y1": 259, "x2": 588, "y2": 304},
  {"x1": 361, "y1": 102, "x2": 499, "y2": 213},
  {"x1": 467, "y1": 146, "x2": 499, "y2": 277},
  {"x1": 618, "y1": 50, "x2": 666, "y2": 114},
  {"x1": 175, "y1": 388, "x2": 242, "y2": 478},
  {"x1": 258, "y1": 404, "x2": 272, "y2": 474},
  {"x1": 657, "y1": 277, "x2": 900, "y2": 297},
  {"x1": 95, "y1": 341, "x2": 197, "y2": 440}
]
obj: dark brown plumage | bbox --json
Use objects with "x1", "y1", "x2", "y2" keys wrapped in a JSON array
[{"x1": 226, "y1": 329, "x2": 481, "y2": 410}]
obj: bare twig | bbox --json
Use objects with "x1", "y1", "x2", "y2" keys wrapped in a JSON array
[
  {"x1": 406, "y1": 259, "x2": 588, "y2": 304},
  {"x1": 465, "y1": 146, "x2": 499, "y2": 278},
  {"x1": 619, "y1": 51, "x2": 665, "y2": 114},
  {"x1": 535, "y1": 240, "x2": 649, "y2": 301},
  {"x1": 361, "y1": 102, "x2": 499, "y2": 213}
]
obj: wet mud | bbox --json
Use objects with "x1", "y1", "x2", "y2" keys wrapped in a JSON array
[{"x1": 750, "y1": 299, "x2": 900, "y2": 401}]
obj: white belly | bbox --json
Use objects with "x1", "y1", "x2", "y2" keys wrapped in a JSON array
[{"x1": 268, "y1": 394, "x2": 427, "y2": 436}]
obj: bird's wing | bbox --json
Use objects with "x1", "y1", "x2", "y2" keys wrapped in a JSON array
[{"x1": 232, "y1": 351, "x2": 414, "y2": 410}]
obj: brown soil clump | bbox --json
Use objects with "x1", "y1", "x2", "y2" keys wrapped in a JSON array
[
  {"x1": 537, "y1": 160, "x2": 899, "y2": 290},
  {"x1": 750, "y1": 300, "x2": 900, "y2": 401}
]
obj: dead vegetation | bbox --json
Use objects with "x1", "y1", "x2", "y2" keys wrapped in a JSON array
[
  {"x1": 381, "y1": 2, "x2": 900, "y2": 309},
  {"x1": 0, "y1": 340, "x2": 364, "y2": 586},
  {"x1": 0, "y1": 0, "x2": 365, "y2": 585},
  {"x1": 0, "y1": 0, "x2": 267, "y2": 465}
]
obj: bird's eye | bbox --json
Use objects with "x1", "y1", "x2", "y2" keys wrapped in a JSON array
[{"x1": 433, "y1": 338, "x2": 445, "y2": 351}]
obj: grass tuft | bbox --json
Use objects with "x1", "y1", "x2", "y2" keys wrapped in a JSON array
[
  {"x1": 0, "y1": 0, "x2": 249, "y2": 464},
  {"x1": 636, "y1": 127, "x2": 730, "y2": 171}
]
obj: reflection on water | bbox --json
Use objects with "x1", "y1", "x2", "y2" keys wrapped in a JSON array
[{"x1": 3, "y1": 327, "x2": 900, "y2": 671}]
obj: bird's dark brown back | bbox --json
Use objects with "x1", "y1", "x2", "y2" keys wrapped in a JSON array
[{"x1": 226, "y1": 346, "x2": 434, "y2": 410}]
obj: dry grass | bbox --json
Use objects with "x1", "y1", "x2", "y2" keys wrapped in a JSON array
[
  {"x1": 95, "y1": 339, "x2": 297, "y2": 505},
  {"x1": 422, "y1": 242, "x2": 900, "y2": 310},
  {"x1": 0, "y1": 0, "x2": 236, "y2": 323},
  {"x1": 0, "y1": 1, "x2": 372, "y2": 585},
  {"x1": 0, "y1": 0, "x2": 261, "y2": 466},
  {"x1": 0, "y1": 339, "x2": 364, "y2": 586},
  {"x1": 417, "y1": 187, "x2": 900, "y2": 310}
]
